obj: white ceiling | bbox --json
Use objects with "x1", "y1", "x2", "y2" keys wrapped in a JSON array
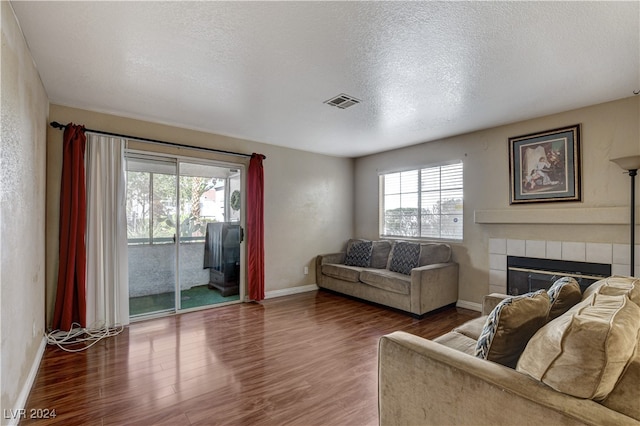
[{"x1": 10, "y1": 1, "x2": 640, "y2": 158}]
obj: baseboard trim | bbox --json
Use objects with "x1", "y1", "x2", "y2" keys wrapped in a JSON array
[
  {"x1": 456, "y1": 300, "x2": 482, "y2": 312},
  {"x1": 265, "y1": 284, "x2": 318, "y2": 299},
  {"x1": 6, "y1": 336, "x2": 47, "y2": 426}
]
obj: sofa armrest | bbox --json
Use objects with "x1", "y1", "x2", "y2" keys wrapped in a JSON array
[
  {"x1": 482, "y1": 292, "x2": 510, "y2": 315},
  {"x1": 315, "y1": 253, "x2": 346, "y2": 286},
  {"x1": 410, "y1": 262, "x2": 458, "y2": 315},
  {"x1": 378, "y1": 331, "x2": 637, "y2": 426},
  {"x1": 316, "y1": 252, "x2": 345, "y2": 265}
]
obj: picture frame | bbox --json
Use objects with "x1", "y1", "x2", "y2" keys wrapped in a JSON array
[{"x1": 509, "y1": 124, "x2": 581, "y2": 204}]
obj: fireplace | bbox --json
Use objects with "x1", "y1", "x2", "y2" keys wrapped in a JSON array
[{"x1": 507, "y1": 256, "x2": 611, "y2": 296}]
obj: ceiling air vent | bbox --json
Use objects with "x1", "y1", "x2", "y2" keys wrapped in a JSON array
[{"x1": 324, "y1": 93, "x2": 361, "y2": 109}]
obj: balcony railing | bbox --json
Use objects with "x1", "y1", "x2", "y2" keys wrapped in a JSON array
[
  {"x1": 127, "y1": 235, "x2": 205, "y2": 245},
  {"x1": 128, "y1": 240, "x2": 209, "y2": 297}
]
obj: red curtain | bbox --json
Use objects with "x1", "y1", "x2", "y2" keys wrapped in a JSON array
[
  {"x1": 247, "y1": 153, "x2": 265, "y2": 301},
  {"x1": 52, "y1": 124, "x2": 87, "y2": 330}
]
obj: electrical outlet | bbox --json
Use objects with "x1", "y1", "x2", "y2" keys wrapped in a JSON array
[{"x1": 303, "y1": 266, "x2": 309, "y2": 275}]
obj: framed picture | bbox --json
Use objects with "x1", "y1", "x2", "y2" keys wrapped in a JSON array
[{"x1": 509, "y1": 124, "x2": 581, "y2": 204}]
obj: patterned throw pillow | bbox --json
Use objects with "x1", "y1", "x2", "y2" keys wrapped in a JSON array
[
  {"x1": 344, "y1": 241, "x2": 373, "y2": 267},
  {"x1": 547, "y1": 276, "x2": 582, "y2": 321},
  {"x1": 475, "y1": 289, "x2": 550, "y2": 368},
  {"x1": 388, "y1": 242, "x2": 420, "y2": 275}
]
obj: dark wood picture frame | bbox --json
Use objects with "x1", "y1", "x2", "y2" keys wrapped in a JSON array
[{"x1": 509, "y1": 124, "x2": 581, "y2": 204}]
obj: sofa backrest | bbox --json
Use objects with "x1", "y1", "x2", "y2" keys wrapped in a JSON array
[
  {"x1": 346, "y1": 239, "x2": 452, "y2": 270},
  {"x1": 418, "y1": 243, "x2": 452, "y2": 266},
  {"x1": 582, "y1": 275, "x2": 640, "y2": 306},
  {"x1": 601, "y1": 334, "x2": 640, "y2": 420},
  {"x1": 516, "y1": 293, "x2": 640, "y2": 401},
  {"x1": 516, "y1": 275, "x2": 640, "y2": 419},
  {"x1": 346, "y1": 239, "x2": 392, "y2": 269}
]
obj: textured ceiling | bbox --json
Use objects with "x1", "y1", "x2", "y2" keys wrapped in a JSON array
[{"x1": 10, "y1": 1, "x2": 640, "y2": 158}]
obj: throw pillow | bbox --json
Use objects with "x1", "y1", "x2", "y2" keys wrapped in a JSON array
[
  {"x1": 475, "y1": 289, "x2": 550, "y2": 368},
  {"x1": 388, "y1": 242, "x2": 420, "y2": 275},
  {"x1": 517, "y1": 293, "x2": 640, "y2": 401},
  {"x1": 344, "y1": 240, "x2": 373, "y2": 267},
  {"x1": 547, "y1": 276, "x2": 582, "y2": 321}
]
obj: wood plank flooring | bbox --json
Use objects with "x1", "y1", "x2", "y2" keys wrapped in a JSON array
[{"x1": 22, "y1": 290, "x2": 479, "y2": 426}]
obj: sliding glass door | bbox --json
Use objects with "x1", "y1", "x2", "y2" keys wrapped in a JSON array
[
  {"x1": 178, "y1": 161, "x2": 242, "y2": 310},
  {"x1": 126, "y1": 152, "x2": 243, "y2": 319},
  {"x1": 126, "y1": 155, "x2": 179, "y2": 317}
]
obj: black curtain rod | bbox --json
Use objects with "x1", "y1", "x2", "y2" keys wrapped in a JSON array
[{"x1": 49, "y1": 121, "x2": 265, "y2": 159}]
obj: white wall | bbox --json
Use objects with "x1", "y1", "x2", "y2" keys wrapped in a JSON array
[
  {"x1": 1, "y1": 1, "x2": 49, "y2": 418},
  {"x1": 45, "y1": 104, "x2": 354, "y2": 324},
  {"x1": 354, "y1": 96, "x2": 640, "y2": 305}
]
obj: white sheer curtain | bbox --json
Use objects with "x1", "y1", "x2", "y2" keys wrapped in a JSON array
[{"x1": 85, "y1": 134, "x2": 129, "y2": 328}]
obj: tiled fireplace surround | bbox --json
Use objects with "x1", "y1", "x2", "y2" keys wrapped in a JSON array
[{"x1": 488, "y1": 238, "x2": 639, "y2": 295}]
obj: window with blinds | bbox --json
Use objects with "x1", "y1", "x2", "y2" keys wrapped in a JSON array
[{"x1": 381, "y1": 162, "x2": 463, "y2": 240}]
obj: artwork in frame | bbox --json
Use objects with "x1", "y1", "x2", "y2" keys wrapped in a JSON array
[{"x1": 509, "y1": 124, "x2": 581, "y2": 204}]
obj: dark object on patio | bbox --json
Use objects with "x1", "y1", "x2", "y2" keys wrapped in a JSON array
[{"x1": 204, "y1": 222, "x2": 240, "y2": 296}]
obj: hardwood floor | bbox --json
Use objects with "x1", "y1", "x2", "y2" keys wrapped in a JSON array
[{"x1": 22, "y1": 290, "x2": 479, "y2": 426}]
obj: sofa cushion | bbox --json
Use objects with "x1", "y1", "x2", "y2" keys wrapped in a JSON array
[
  {"x1": 359, "y1": 269, "x2": 410, "y2": 295},
  {"x1": 475, "y1": 290, "x2": 550, "y2": 368},
  {"x1": 389, "y1": 241, "x2": 420, "y2": 275},
  {"x1": 601, "y1": 341, "x2": 640, "y2": 419},
  {"x1": 582, "y1": 275, "x2": 640, "y2": 307},
  {"x1": 344, "y1": 240, "x2": 373, "y2": 267},
  {"x1": 517, "y1": 293, "x2": 640, "y2": 401},
  {"x1": 433, "y1": 331, "x2": 477, "y2": 356},
  {"x1": 547, "y1": 276, "x2": 582, "y2": 321},
  {"x1": 453, "y1": 316, "x2": 487, "y2": 341},
  {"x1": 321, "y1": 264, "x2": 362, "y2": 283},
  {"x1": 418, "y1": 243, "x2": 451, "y2": 266},
  {"x1": 371, "y1": 240, "x2": 393, "y2": 269}
]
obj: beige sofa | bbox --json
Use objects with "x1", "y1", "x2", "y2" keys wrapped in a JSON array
[
  {"x1": 379, "y1": 276, "x2": 640, "y2": 426},
  {"x1": 316, "y1": 239, "x2": 458, "y2": 317}
]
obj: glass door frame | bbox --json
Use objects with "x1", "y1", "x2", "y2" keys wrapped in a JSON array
[
  {"x1": 126, "y1": 148, "x2": 246, "y2": 320},
  {"x1": 176, "y1": 157, "x2": 245, "y2": 312},
  {"x1": 125, "y1": 152, "x2": 179, "y2": 319}
]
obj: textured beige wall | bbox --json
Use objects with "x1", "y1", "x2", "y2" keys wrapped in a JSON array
[
  {"x1": 354, "y1": 96, "x2": 640, "y2": 305},
  {"x1": 1, "y1": 1, "x2": 49, "y2": 416},
  {"x1": 46, "y1": 105, "x2": 354, "y2": 325}
]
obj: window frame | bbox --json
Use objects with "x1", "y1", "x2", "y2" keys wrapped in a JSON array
[{"x1": 379, "y1": 161, "x2": 463, "y2": 241}]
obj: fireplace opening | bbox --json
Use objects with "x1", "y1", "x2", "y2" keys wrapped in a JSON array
[{"x1": 507, "y1": 256, "x2": 611, "y2": 296}]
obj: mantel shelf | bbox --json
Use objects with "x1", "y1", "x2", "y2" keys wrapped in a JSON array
[{"x1": 474, "y1": 207, "x2": 633, "y2": 225}]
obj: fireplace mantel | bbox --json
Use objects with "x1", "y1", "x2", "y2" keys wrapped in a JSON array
[{"x1": 475, "y1": 207, "x2": 630, "y2": 225}]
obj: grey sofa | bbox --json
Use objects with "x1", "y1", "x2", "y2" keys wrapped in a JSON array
[
  {"x1": 378, "y1": 276, "x2": 640, "y2": 426},
  {"x1": 316, "y1": 239, "x2": 458, "y2": 317}
]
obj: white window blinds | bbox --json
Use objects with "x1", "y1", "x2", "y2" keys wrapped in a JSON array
[{"x1": 381, "y1": 162, "x2": 463, "y2": 240}]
